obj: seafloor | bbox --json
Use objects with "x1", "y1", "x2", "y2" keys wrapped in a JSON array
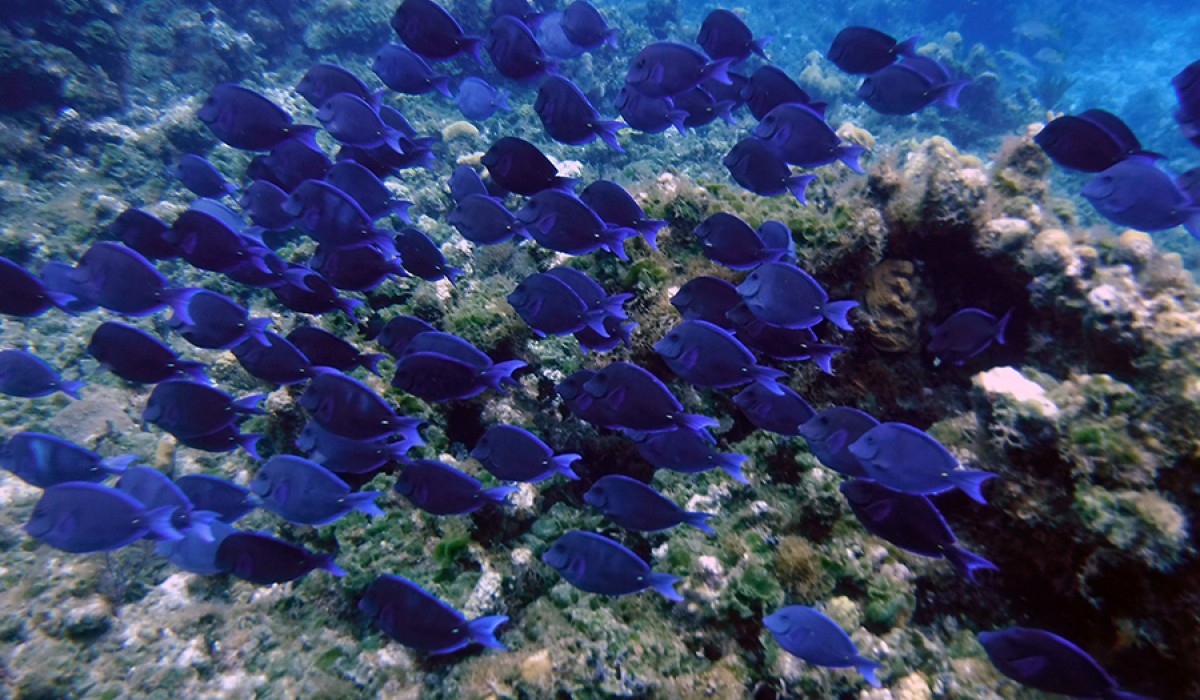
[{"x1": 0, "y1": 0, "x2": 1197, "y2": 698}]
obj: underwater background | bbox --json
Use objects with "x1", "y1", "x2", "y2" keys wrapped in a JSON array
[{"x1": 1, "y1": 0, "x2": 1199, "y2": 697}]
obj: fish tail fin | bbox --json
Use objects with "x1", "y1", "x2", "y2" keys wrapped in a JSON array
[
  {"x1": 683, "y1": 510, "x2": 716, "y2": 535},
  {"x1": 466, "y1": 615, "x2": 509, "y2": 650},
  {"x1": 552, "y1": 453, "x2": 582, "y2": 480},
  {"x1": 144, "y1": 505, "x2": 183, "y2": 542},
  {"x1": 393, "y1": 419, "x2": 426, "y2": 447},
  {"x1": 674, "y1": 413, "x2": 719, "y2": 434},
  {"x1": 669, "y1": 110, "x2": 690, "y2": 136},
  {"x1": 358, "y1": 352, "x2": 387, "y2": 376},
  {"x1": 186, "y1": 510, "x2": 219, "y2": 543},
  {"x1": 583, "y1": 310, "x2": 612, "y2": 338},
  {"x1": 749, "y1": 366, "x2": 787, "y2": 395},
  {"x1": 602, "y1": 293, "x2": 633, "y2": 319},
  {"x1": 895, "y1": 35, "x2": 921, "y2": 57},
  {"x1": 496, "y1": 89, "x2": 512, "y2": 112},
  {"x1": 604, "y1": 28, "x2": 620, "y2": 50},
  {"x1": 59, "y1": 379, "x2": 86, "y2": 400},
  {"x1": 943, "y1": 545, "x2": 998, "y2": 583},
  {"x1": 810, "y1": 344, "x2": 848, "y2": 375},
  {"x1": 481, "y1": 485, "x2": 518, "y2": 504},
  {"x1": 718, "y1": 453, "x2": 750, "y2": 484},
  {"x1": 934, "y1": 80, "x2": 971, "y2": 109},
  {"x1": 444, "y1": 266, "x2": 464, "y2": 286},
  {"x1": 601, "y1": 226, "x2": 630, "y2": 260},
  {"x1": 483, "y1": 360, "x2": 526, "y2": 392},
  {"x1": 714, "y1": 100, "x2": 737, "y2": 125},
  {"x1": 346, "y1": 491, "x2": 385, "y2": 517},
  {"x1": 594, "y1": 120, "x2": 625, "y2": 153},
  {"x1": 1183, "y1": 209, "x2": 1200, "y2": 240},
  {"x1": 702, "y1": 57, "x2": 735, "y2": 86},
  {"x1": 314, "y1": 553, "x2": 346, "y2": 577},
  {"x1": 552, "y1": 176, "x2": 579, "y2": 192},
  {"x1": 646, "y1": 572, "x2": 684, "y2": 601},
  {"x1": 99, "y1": 453, "x2": 139, "y2": 475},
  {"x1": 994, "y1": 308, "x2": 1014, "y2": 345},
  {"x1": 432, "y1": 76, "x2": 453, "y2": 99},
  {"x1": 390, "y1": 200, "x2": 414, "y2": 224},
  {"x1": 237, "y1": 432, "x2": 264, "y2": 460},
  {"x1": 822, "y1": 300, "x2": 859, "y2": 331},
  {"x1": 616, "y1": 320, "x2": 637, "y2": 347},
  {"x1": 837, "y1": 144, "x2": 867, "y2": 174},
  {"x1": 337, "y1": 296, "x2": 365, "y2": 318},
  {"x1": 47, "y1": 291, "x2": 80, "y2": 314},
  {"x1": 462, "y1": 37, "x2": 484, "y2": 66},
  {"x1": 162, "y1": 287, "x2": 201, "y2": 326},
  {"x1": 245, "y1": 317, "x2": 273, "y2": 347},
  {"x1": 752, "y1": 35, "x2": 773, "y2": 59},
  {"x1": 853, "y1": 656, "x2": 883, "y2": 688},
  {"x1": 638, "y1": 222, "x2": 667, "y2": 252},
  {"x1": 281, "y1": 267, "x2": 316, "y2": 292},
  {"x1": 233, "y1": 394, "x2": 267, "y2": 414},
  {"x1": 176, "y1": 360, "x2": 210, "y2": 384},
  {"x1": 287, "y1": 125, "x2": 322, "y2": 151},
  {"x1": 787, "y1": 174, "x2": 817, "y2": 205},
  {"x1": 947, "y1": 469, "x2": 997, "y2": 505}
]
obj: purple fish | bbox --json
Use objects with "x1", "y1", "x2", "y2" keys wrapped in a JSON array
[
  {"x1": 316, "y1": 94, "x2": 404, "y2": 151},
  {"x1": 672, "y1": 87, "x2": 736, "y2": 129},
  {"x1": 296, "y1": 63, "x2": 378, "y2": 109},
  {"x1": 197, "y1": 83, "x2": 317, "y2": 152},
  {"x1": 454, "y1": 77, "x2": 511, "y2": 121},
  {"x1": 143, "y1": 379, "x2": 264, "y2": 440},
  {"x1": 360, "y1": 575, "x2": 508, "y2": 654},
  {"x1": 742, "y1": 65, "x2": 826, "y2": 121},
  {"x1": 697, "y1": 9, "x2": 768, "y2": 63},
  {"x1": 108, "y1": 208, "x2": 180, "y2": 261},
  {"x1": 166, "y1": 208, "x2": 271, "y2": 275},
  {"x1": 325, "y1": 161, "x2": 412, "y2": 222},
  {"x1": 378, "y1": 315, "x2": 435, "y2": 357},
  {"x1": 627, "y1": 427, "x2": 749, "y2": 484},
  {"x1": 848, "y1": 422, "x2": 996, "y2": 504},
  {"x1": 928, "y1": 308, "x2": 1012, "y2": 365},
  {"x1": 0, "y1": 432, "x2": 134, "y2": 488},
  {"x1": 250, "y1": 455, "x2": 384, "y2": 526},
  {"x1": 979, "y1": 627, "x2": 1153, "y2": 700},
  {"x1": 827, "y1": 26, "x2": 918, "y2": 75},
  {"x1": 173, "y1": 154, "x2": 237, "y2": 198},
  {"x1": 614, "y1": 85, "x2": 688, "y2": 135},
  {"x1": 248, "y1": 134, "x2": 332, "y2": 192},
  {"x1": 581, "y1": 362, "x2": 716, "y2": 433},
  {"x1": 732, "y1": 383, "x2": 815, "y2": 436},
  {"x1": 584, "y1": 475, "x2": 714, "y2": 533},
  {"x1": 394, "y1": 227, "x2": 463, "y2": 284},
  {"x1": 87, "y1": 321, "x2": 208, "y2": 384},
  {"x1": 0, "y1": 256, "x2": 74, "y2": 317},
  {"x1": 754, "y1": 102, "x2": 866, "y2": 172},
  {"x1": 626, "y1": 41, "x2": 733, "y2": 98},
  {"x1": 170, "y1": 290, "x2": 271, "y2": 350},
  {"x1": 560, "y1": 1, "x2": 617, "y2": 51},
  {"x1": 217, "y1": 532, "x2": 345, "y2": 584},
  {"x1": 393, "y1": 459, "x2": 516, "y2": 515},
  {"x1": 471, "y1": 424, "x2": 580, "y2": 482},
  {"x1": 858, "y1": 56, "x2": 969, "y2": 115},
  {"x1": 654, "y1": 319, "x2": 786, "y2": 393},
  {"x1": 579, "y1": 180, "x2": 665, "y2": 249},
  {"x1": 1034, "y1": 109, "x2": 1149, "y2": 173},
  {"x1": 481, "y1": 137, "x2": 575, "y2": 195},
  {"x1": 390, "y1": 0, "x2": 482, "y2": 63},
  {"x1": 68, "y1": 242, "x2": 197, "y2": 318},
  {"x1": 232, "y1": 331, "x2": 312, "y2": 385},
  {"x1": 516, "y1": 189, "x2": 630, "y2": 258},
  {"x1": 486, "y1": 15, "x2": 556, "y2": 82},
  {"x1": 723, "y1": 138, "x2": 815, "y2": 203},
  {"x1": 535, "y1": 76, "x2": 624, "y2": 151},
  {"x1": 449, "y1": 194, "x2": 526, "y2": 245},
  {"x1": 373, "y1": 43, "x2": 453, "y2": 97},
  {"x1": 175, "y1": 474, "x2": 260, "y2": 523},
  {"x1": 542, "y1": 530, "x2": 682, "y2": 600},
  {"x1": 25, "y1": 482, "x2": 180, "y2": 553},
  {"x1": 0, "y1": 350, "x2": 84, "y2": 399},
  {"x1": 1082, "y1": 155, "x2": 1200, "y2": 236},
  {"x1": 796, "y1": 406, "x2": 876, "y2": 478},
  {"x1": 287, "y1": 326, "x2": 384, "y2": 375},
  {"x1": 735, "y1": 261, "x2": 857, "y2": 330},
  {"x1": 299, "y1": 367, "x2": 406, "y2": 440},
  {"x1": 693, "y1": 212, "x2": 792, "y2": 270},
  {"x1": 508, "y1": 272, "x2": 615, "y2": 338},
  {"x1": 670, "y1": 276, "x2": 739, "y2": 329}
]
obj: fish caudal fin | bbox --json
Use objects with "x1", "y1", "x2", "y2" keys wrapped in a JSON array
[
  {"x1": 553, "y1": 453, "x2": 582, "y2": 480},
  {"x1": 853, "y1": 656, "x2": 883, "y2": 688},
  {"x1": 895, "y1": 35, "x2": 921, "y2": 58},
  {"x1": 994, "y1": 308, "x2": 1014, "y2": 345},
  {"x1": 837, "y1": 144, "x2": 867, "y2": 174},
  {"x1": 347, "y1": 491, "x2": 385, "y2": 517},
  {"x1": 947, "y1": 469, "x2": 997, "y2": 505},
  {"x1": 594, "y1": 120, "x2": 625, "y2": 153},
  {"x1": 100, "y1": 454, "x2": 139, "y2": 475},
  {"x1": 749, "y1": 366, "x2": 787, "y2": 395},
  {"x1": 144, "y1": 505, "x2": 183, "y2": 542},
  {"x1": 238, "y1": 433, "x2": 264, "y2": 460},
  {"x1": 673, "y1": 413, "x2": 719, "y2": 434},
  {"x1": 481, "y1": 485, "x2": 518, "y2": 504},
  {"x1": 176, "y1": 360, "x2": 211, "y2": 384},
  {"x1": 701, "y1": 58, "x2": 734, "y2": 86},
  {"x1": 683, "y1": 511, "x2": 716, "y2": 535},
  {"x1": 358, "y1": 352, "x2": 387, "y2": 376},
  {"x1": 719, "y1": 453, "x2": 750, "y2": 484},
  {"x1": 646, "y1": 572, "x2": 684, "y2": 602},
  {"x1": 935, "y1": 80, "x2": 971, "y2": 109},
  {"x1": 466, "y1": 615, "x2": 509, "y2": 650},
  {"x1": 823, "y1": 300, "x2": 859, "y2": 331},
  {"x1": 787, "y1": 174, "x2": 817, "y2": 205},
  {"x1": 59, "y1": 379, "x2": 86, "y2": 400},
  {"x1": 943, "y1": 545, "x2": 998, "y2": 583},
  {"x1": 483, "y1": 360, "x2": 526, "y2": 392},
  {"x1": 314, "y1": 553, "x2": 346, "y2": 577}
]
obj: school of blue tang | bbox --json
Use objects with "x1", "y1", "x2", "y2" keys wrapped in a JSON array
[{"x1": 3, "y1": 0, "x2": 1197, "y2": 696}]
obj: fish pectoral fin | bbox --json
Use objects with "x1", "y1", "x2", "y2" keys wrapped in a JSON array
[
  {"x1": 1009, "y1": 655, "x2": 1049, "y2": 679},
  {"x1": 826, "y1": 428, "x2": 849, "y2": 453}
]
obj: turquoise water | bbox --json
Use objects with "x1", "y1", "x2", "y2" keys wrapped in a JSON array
[{"x1": 0, "y1": 0, "x2": 1197, "y2": 697}]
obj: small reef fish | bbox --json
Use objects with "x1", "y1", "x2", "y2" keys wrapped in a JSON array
[{"x1": 542, "y1": 530, "x2": 683, "y2": 600}]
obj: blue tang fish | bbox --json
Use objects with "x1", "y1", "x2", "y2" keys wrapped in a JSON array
[
  {"x1": 580, "y1": 180, "x2": 666, "y2": 249},
  {"x1": 390, "y1": 0, "x2": 482, "y2": 63},
  {"x1": 454, "y1": 77, "x2": 511, "y2": 121},
  {"x1": 672, "y1": 87, "x2": 736, "y2": 129},
  {"x1": 300, "y1": 367, "x2": 406, "y2": 441},
  {"x1": 165, "y1": 208, "x2": 272, "y2": 276},
  {"x1": 544, "y1": 266, "x2": 631, "y2": 321},
  {"x1": 693, "y1": 212, "x2": 792, "y2": 270},
  {"x1": 736, "y1": 262, "x2": 857, "y2": 330},
  {"x1": 557, "y1": 369, "x2": 620, "y2": 426},
  {"x1": 614, "y1": 85, "x2": 688, "y2": 135},
  {"x1": 392, "y1": 351, "x2": 524, "y2": 402},
  {"x1": 732, "y1": 383, "x2": 815, "y2": 436},
  {"x1": 394, "y1": 226, "x2": 463, "y2": 284},
  {"x1": 116, "y1": 465, "x2": 216, "y2": 541},
  {"x1": 537, "y1": 12, "x2": 586, "y2": 59},
  {"x1": 197, "y1": 83, "x2": 318, "y2": 152},
  {"x1": 754, "y1": 102, "x2": 866, "y2": 172},
  {"x1": 298, "y1": 419, "x2": 423, "y2": 474},
  {"x1": 232, "y1": 331, "x2": 313, "y2": 385},
  {"x1": 143, "y1": 380, "x2": 264, "y2": 439},
  {"x1": 542, "y1": 530, "x2": 683, "y2": 601},
  {"x1": 393, "y1": 459, "x2": 517, "y2": 515},
  {"x1": 372, "y1": 44, "x2": 452, "y2": 97},
  {"x1": 849, "y1": 422, "x2": 996, "y2": 503},
  {"x1": 240, "y1": 180, "x2": 297, "y2": 231},
  {"x1": 508, "y1": 272, "x2": 615, "y2": 338},
  {"x1": 486, "y1": 15, "x2": 556, "y2": 82},
  {"x1": 311, "y1": 242, "x2": 406, "y2": 292},
  {"x1": 481, "y1": 137, "x2": 576, "y2": 196},
  {"x1": 87, "y1": 321, "x2": 209, "y2": 384},
  {"x1": 492, "y1": 0, "x2": 540, "y2": 24},
  {"x1": 1174, "y1": 60, "x2": 1200, "y2": 147},
  {"x1": 979, "y1": 627, "x2": 1154, "y2": 700},
  {"x1": 797, "y1": 407, "x2": 877, "y2": 478},
  {"x1": 0, "y1": 432, "x2": 135, "y2": 488},
  {"x1": 827, "y1": 26, "x2": 918, "y2": 75},
  {"x1": 25, "y1": 482, "x2": 181, "y2": 553},
  {"x1": 173, "y1": 154, "x2": 237, "y2": 199},
  {"x1": 742, "y1": 65, "x2": 825, "y2": 121},
  {"x1": 296, "y1": 63, "x2": 378, "y2": 109},
  {"x1": 730, "y1": 317, "x2": 846, "y2": 373},
  {"x1": 560, "y1": 0, "x2": 617, "y2": 51},
  {"x1": 316, "y1": 94, "x2": 405, "y2": 152},
  {"x1": 516, "y1": 189, "x2": 630, "y2": 259},
  {"x1": 108, "y1": 207, "x2": 179, "y2": 261},
  {"x1": 655, "y1": 319, "x2": 787, "y2": 393},
  {"x1": 471, "y1": 424, "x2": 581, "y2": 482},
  {"x1": 0, "y1": 256, "x2": 73, "y2": 317},
  {"x1": 581, "y1": 362, "x2": 717, "y2": 434},
  {"x1": 858, "y1": 56, "x2": 969, "y2": 115},
  {"x1": 250, "y1": 133, "x2": 333, "y2": 192},
  {"x1": 449, "y1": 194, "x2": 526, "y2": 245},
  {"x1": 0, "y1": 349, "x2": 84, "y2": 399},
  {"x1": 1035, "y1": 110, "x2": 1150, "y2": 173},
  {"x1": 378, "y1": 315, "x2": 435, "y2": 357},
  {"x1": 272, "y1": 268, "x2": 365, "y2": 318},
  {"x1": 175, "y1": 474, "x2": 261, "y2": 523},
  {"x1": 449, "y1": 164, "x2": 489, "y2": 203},
  {"x1": 156, "y1": 519, "x2": 238, "y2": 575},
  {"x1": 723, "y1": 138, "x2": 815, "y2": 204},
  {"x1": 1082, "y1": 155, "x2": 1200, "y2": 237},
  {"x1": 535, "y1": 76, "x2": 624, "y2": 151},
  {"x1": 250, "y1": 455, "x2": 385, "y2": 526},
  {"x1": 324, "y1": 160, "x2": 412, "y2": 222},
  {"x1": 764, "y1": 605, "x2": 882, "y2": 687},
  {"x1": 696, "y1": 9, "x2": 768, "y2": 63},
  {"x1": 360, "y1": 574, "x2": 508, "y2": 654},
  {"x1": 574, "y1": 315, "x2": 636, "y2": 355},
  {"x1": 929, "y1": 308, "x2": 1012, "y2": 365},
  {"x1": 627, "y1": 427, "x2": 749, "y2": 484},
  {"x1": 170, "y1": 290, "x2": 271, "y2": 350},
  {"x1": 175, "y1": 422, "x2": 263, "y2": 458},
  {"x1": 584, "y1": 474, "x2": 714, "y2": 534},
  {"x1": 217, "y1": 532, "x2": 346, "y2": 584},
  {"x1": 287, "y1": 326, "x2": 384, "y2": 375},
  {"x1": 841, "y1": 480, "x2": 997, "y2": 582},
  {"x1": 68, "y1": 242, "x2": 198, "y2": 319},
  {"x1": 671, "y1": 276, "x2": 740, "y2": 329},
  {"x1": 625, "y1": 42, "x2": 732, "y2": 98}
]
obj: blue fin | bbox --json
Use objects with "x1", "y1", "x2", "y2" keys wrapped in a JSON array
[
  {"x1": 314, "y1": 552, "x2": 346, "y2": 577},
  {"x1": 595, "y1": 120, "x2": 625, "y2": 152},
  {"x1": 646, "y1": 572, "x2": 683, "y2": 601},
  {"x1": 823, "y1": 300, "x2": 859, "y2": 331},
  {"x1": 466, "y1": 615, "x2": 508, "y2": 650},
  {"x1": 946, "y1": 469, "x2": 997, "y2": 505},
  {"x1": 787, "y1": 174, "x2": 817, "y2": 205},
  {"x1": 895, "y1": 35, "x2": 920, "y2": 57},
  {"x1": 58, "y1": 379, "x2": 86, "y2": 400},
  {"x1": 674, "y1": 413, "x2": 719, "y2": 434},
  {"x1": 854, "y1": 656, "x2": 883, "y2": 688},
  {"x1": 837, "y1": 144, "x2": 867, "y2": 174},
  {"x1": 943, "y1": 546, "x2": 998, "y2": 583},
  {"x1": 683, "y1": 511, "x2": 716, "y2": 535},
  {"x1": 144, "y1": 505, "x2": 183, "y2": 542},
  {"x1": 482, "y1": 485, "x2": 518, "y2": 504},
  {"x1": 347, "y1": 491, "x2": 385, "y2": 517},
  {"x1": 100, "y1": 454, "x2": 138, "y2": 475},
  {"x1": 719, "y1": 453, "x2": 750, "y2": 484},
  {"x1": 553, "y1": 453, "x2": 582, "y2": 480}
]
